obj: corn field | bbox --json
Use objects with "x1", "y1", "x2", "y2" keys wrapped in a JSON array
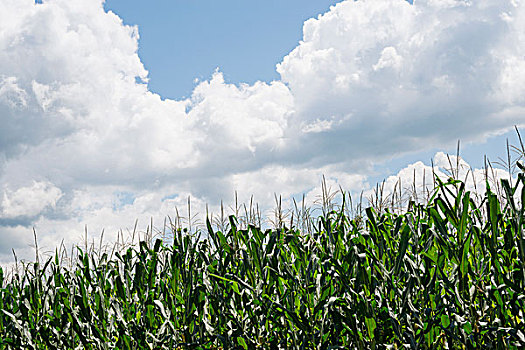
[{"x1": 1, "y1": 171, "x2": 525, "y2": 348}]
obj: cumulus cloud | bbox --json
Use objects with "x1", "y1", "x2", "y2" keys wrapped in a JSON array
[
  {"x1": 278, "y1": 0, "x2": 525, "y2": 164},
  {"x1": 0, "y1": 0, "x2": 524, "y2": 263},
  {"x1": 368, "y1": 151, "x2": 515, "y2": 213},
  {"x1": 1, "y1": 181, "x2": 62, "y2": 220}
]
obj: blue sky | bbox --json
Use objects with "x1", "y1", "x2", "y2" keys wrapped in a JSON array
[
  {"x1": 104, "y1": 0, "x2": 341, "y2": 98},
  {"x1": 0, "y1": 0, "x2": 523, "y2": 263}
]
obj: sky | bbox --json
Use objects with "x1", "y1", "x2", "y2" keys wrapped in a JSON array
[{"x1": 0, "y1": 0, "x2": 524, "y2": 263}]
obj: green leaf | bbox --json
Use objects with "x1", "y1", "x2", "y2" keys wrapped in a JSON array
[
  {"x1": 217, "y1": 230, "x2": 231, "y2": 254},
  {"x1": 441, "y1": 314, "x2": 450, "y2": 328},
  {"x1": 464, "y1": 321, "x2": 472, "y2": 335},
  {"x1": 232, "y1": 281, "x2": 240, "y2": 294},
  {"x1": 394, "y1": 224, "x2": 410, "y2": 275},
  {"x1": 365, "y1": 317, "x2": 376, "y2": 340},
  {"x1": 460, "y1": 229, "x2": 472, "y2": 277},
  {"x1": 237, "y1": 337, "x2": 248, "y2": 350}
]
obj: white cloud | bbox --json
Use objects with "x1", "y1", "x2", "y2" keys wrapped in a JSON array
[
  {"x1": 369, "y1": 151, "x2": 515, "y2": 211},
  {"x1": 373, "y1": 46, "x2": 403, "y2": 71},
  {"x1": 0, "y1": 0, "x2": 524, "y2": 263},
  {"x1": 0, "y1": 76, "x2": 27, "y2": 109},
  {"x1": 301, "y1": 118, "x2": 335, "y2": 133},
  {"x1": 187, "y1": 71, "x2": 293, "y2": 155},
  {"x1": 1, "y1": 181, "x2": 62, "y2": 219},
  {"x1": 277, "y1": 0, "x2": 525, "y2": 161}
]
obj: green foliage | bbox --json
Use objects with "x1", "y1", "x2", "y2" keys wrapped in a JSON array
[{"x1": 1, "y1": 175, "x2": 525, "y2": 349}]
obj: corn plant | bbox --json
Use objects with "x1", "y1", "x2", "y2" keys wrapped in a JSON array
[{"x1": 1, "y1": 171, "x2": 525, "y2": 349}]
